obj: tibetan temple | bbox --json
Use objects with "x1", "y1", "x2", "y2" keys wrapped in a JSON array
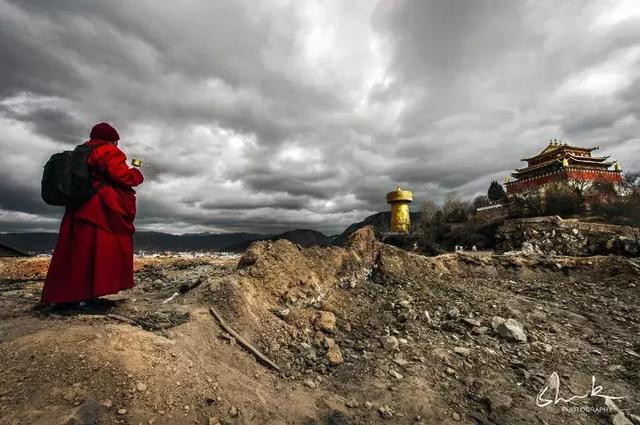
[{"x1": 505, "y1": 140, "x2": 622, "y2": 194}]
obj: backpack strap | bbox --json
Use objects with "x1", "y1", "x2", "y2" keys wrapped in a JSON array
[{"x1": 80, "y1": 143, "x2": 108, "y2": 191}]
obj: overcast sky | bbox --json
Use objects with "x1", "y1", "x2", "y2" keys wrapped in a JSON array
[{"x1": 1, "y1": 0, "x2": 639, "y2": 235}]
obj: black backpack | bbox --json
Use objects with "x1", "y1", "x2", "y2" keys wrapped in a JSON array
[{"x1": 41, "y1": 144, "x2": 98, "y2": 207}]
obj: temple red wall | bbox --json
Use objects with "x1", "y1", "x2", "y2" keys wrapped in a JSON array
[
  {"x1": 506, "y1": 169, "x2": 622, "y2": 194},
  {"x1": 565, "y1": 169, "x2": 622, "y2": 183}
]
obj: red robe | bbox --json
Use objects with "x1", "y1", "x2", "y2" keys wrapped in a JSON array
[{"x1": 42, "y1": 139, "x2": 144, "y2": 304}]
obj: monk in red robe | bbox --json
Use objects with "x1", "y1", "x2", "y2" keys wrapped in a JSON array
[{"x1": 42, "y1": 123, "x2": 144, "y2": 304}]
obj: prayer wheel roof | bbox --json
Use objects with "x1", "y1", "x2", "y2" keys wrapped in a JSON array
[{"x1": 386, "y1": 186, "x2": 413, "y2": 203}]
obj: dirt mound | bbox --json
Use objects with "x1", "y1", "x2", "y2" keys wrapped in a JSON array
[
  {"x1": 199, "y1": 227, "x2": 379, "y2": 376},
  {"x1": 1, "y1": 226, "x2": 639, "y2": 424}
]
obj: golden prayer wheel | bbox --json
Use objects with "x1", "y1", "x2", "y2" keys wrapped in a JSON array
[
  {"x1": 131, "y1": 158, "x2": 142, "y2": 167},
  {"x1": 386, "y1": 185, "x2": 413, "y2": 234}
]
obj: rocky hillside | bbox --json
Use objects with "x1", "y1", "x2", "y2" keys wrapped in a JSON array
[
  {"x1": 496, "y1": 216, "x2": 640, "y2": 256},
  {"x1": 1, "y1": 227, "x2": 638, "y2": 424}
]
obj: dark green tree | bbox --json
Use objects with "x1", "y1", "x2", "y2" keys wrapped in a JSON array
[
  {"x1": 473, "y1": 195, "x2": 489, "y2": 206},
  {"x1": 487, "y1": 180, "x2": 506, "y2": 201}
]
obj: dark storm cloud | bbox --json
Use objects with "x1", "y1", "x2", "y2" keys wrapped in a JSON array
[
  {"x1": 0, "y1": 179, "x2": 49, "y2": 216},
  {"x1": 0, "y1": 105, "x2": 85, "y2": 145},
  {"x1": 0, "y1": 14, "x2": 85, "y2": 98},
  {"x1": 1, "y1": 0, "x2": 639, "y2": 234}
]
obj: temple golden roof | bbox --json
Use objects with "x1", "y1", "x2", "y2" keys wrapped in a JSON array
[
  {"x1": 513, "y1": 158, "x2": 562, "y2": 174},
  {"x1": 520, "y1": 141, "x2": 599, "y2": 162},
  {"x1": 512, "y1": 155, "x2": 617, "y2": 178}
]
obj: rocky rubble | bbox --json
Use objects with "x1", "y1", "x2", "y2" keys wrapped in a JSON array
[
  {"x1": 1, "y1": 227, "x2": 639, "y2": 424},
  {"x1": 496, "y1": 215, "x2": 640, "y2": 256},
  {"x1": 199, "y1": 226, "x2": 639, "y2": 423}
]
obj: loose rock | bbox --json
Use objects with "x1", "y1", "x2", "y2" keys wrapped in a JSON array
[
  {"x1": 389, "y1": 369, "x2": 403, "y2": 380},
  {"x1": 462, "y1": 318, "x2": 481, "y2": 327},
  {"x1": 379, "y1": 405, "x2": 393, "y2": 419},
  {"x1": 325, "y1": 345, "x2": 344, "y2": 365},
  {"x1": 491, "y1": 317, "x2": 527, "y2": 343},
  {"x1": 453, "y1": 347, "x2": 471, "y2": 357},
  {"x1": 483, "y1": 393, "x2": 513, "y2": 412},
  {"x1": 381, "y1": 336, "x2": 399, "y2": 350},
  {"x1": 315, "y1": 311, "x2": 337, "y2": 333},
  {"x1": 345, "y1": 399, "x2": 359, "y2": 408}
]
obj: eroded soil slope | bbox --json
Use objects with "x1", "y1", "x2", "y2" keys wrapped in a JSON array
[{"x1": 0, "y1": 226, "x2": 638, "y2": 424}]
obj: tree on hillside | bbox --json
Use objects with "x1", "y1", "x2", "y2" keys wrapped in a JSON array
[
  {"x1": 487, "y1": 180, "x2": 506, "y2": 201},
  {"x1": 589, "y1": 179, "x2": 626, "y2": 221},
  {"x1": 417, "y1": 200, "x2": 440, "y2": 245},
  {"x1": 433, "y1": 209, "x2": 445, "y2": 226},
  {"x1": 508, "y1": 192, "x2": 544, "y2": 218},
  {"x1": 585, "y1": 172, "x2": 640, "y2": 225},
  {"x1": 473, "y1": 195, "x2": 489, "y2": 206},
  {"x1": 415, "y1": 200, "x2": 447, "y2": 254},
  {"x1": 623, "y1": 171, "x2": 640, "y2": 224},
  {"x1": 420, "y1": 200, "x2": 440, "y2": 224},
  {"x1": 622, "y1": 170, "x2": 640, "y2": 195},
  {"x1": 567, "y1": 180, "x2": 590, "y2": 205},
  {"x1": 544, "y1": 183, "x2": 583, "y2": 217},
  {"x1": 590, "y1": 179, "x2": 618, "y2": 201},
  {"x1": 442, "y1": 193, "x2": 468, "y2": 223}
]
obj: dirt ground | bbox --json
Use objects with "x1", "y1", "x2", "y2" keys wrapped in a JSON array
[{"x1": 0, "y1": 226, "x2": 638, "y2": 425}]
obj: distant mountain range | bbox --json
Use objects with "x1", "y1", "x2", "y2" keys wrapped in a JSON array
[
  {"x1": 223, "y1": 229, "x2": 333, "y2": 252},
  {"x1": 0, "y1": 211, "x2": 407, "y2": 254},
  {"x1": 0, "y1": 231, "x2": 264, "y2": 254}
]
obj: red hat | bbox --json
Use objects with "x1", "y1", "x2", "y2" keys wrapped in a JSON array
[{"x1": 90, "y1": 122, "x2": 120, "y2": 142}]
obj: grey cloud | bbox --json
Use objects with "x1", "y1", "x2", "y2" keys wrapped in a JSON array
[
  {"x1": 0, "y1": 105, "x2": 85, "y2": 145},
  {"x1": 1, "y1": 0, "x2": 639, "y2": 234}
]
